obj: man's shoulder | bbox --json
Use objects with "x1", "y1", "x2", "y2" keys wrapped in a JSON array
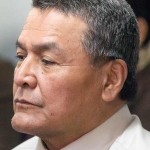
[
  {"x1": 12, "y1": 136, "x2": 39, "y2": 150},
  {"x1": 110, "y1": 116, "x2": 150, "y2": 150}
]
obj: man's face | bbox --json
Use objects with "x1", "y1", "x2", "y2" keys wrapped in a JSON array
[{"x1": 12, "y1": 8, "x2": 105, "y2": 138}]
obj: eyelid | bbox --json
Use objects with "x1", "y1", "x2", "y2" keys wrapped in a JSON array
[
  {"x1": 42, "y1": 56, "x2": 57, "y2": 65},
  {"x1": 16, "y1": 53, "x2": 26, "y2": 61},
  {"x1": 42, "y1": 59, "x2": 54, "y2": 65},
  {"x1": 16, "y1": 49, "x2": 27, "y2": 60},
  {"x1": 16, "y1": 48, "x2": 26, "y2": 54}
]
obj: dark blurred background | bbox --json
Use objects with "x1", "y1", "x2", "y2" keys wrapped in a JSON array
[{"x1": 126, "y1": 0, "x2": 150, "y2": 131}]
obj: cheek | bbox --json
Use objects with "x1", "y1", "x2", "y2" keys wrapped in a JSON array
[
  {"x1": 38, "y1": 74, "x2": 81, "y2": 112},
  {"x1": 40, "y1": 79, "x2": 74, "y2": 107},
  {"x1": 39, "y1": 73, "x2": 93, "y2": 115},
  {"x1": 40, "y1": 67, "x2": 99, "y2": 104}
]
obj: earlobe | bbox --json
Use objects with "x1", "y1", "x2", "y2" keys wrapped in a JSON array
[{"x1": 102, "y1": 59, "x2": 127, "y2": 102}]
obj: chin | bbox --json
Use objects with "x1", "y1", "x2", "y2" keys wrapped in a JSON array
[{"x1": 11, "y1": 112, "x2": 37, "y2": 135}]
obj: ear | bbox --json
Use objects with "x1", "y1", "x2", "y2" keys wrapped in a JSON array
[
  {"x1": 137, "y1": 17, "x2": 149, "y2": 46},
  {"x1": 102, "y1": 59, "x2": 127, "y2": 102}
]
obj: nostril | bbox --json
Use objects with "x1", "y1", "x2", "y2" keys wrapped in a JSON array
[
  {"x1": 22, "y1": 83, "x2": 29, "y2": 88},
  {"x1": 23, "y1": 76, "x2": 37, "y2": 89}
]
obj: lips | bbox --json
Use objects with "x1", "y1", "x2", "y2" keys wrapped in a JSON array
[{"x1": 15, "y1": 98, "x2": 41, "y2": 107}]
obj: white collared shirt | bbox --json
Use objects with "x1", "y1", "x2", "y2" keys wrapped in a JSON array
[{"x1": 61, "y1": 105, "x2": 133, "y2": 150}]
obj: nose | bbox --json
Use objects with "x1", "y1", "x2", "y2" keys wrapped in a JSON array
[{"x1": 14, "y1": 57, "x2": 37, "y2": 89}]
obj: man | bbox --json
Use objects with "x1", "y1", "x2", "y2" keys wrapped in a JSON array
[{"x1": 11, "y1": 0, "x2": 150, "y2": 150}]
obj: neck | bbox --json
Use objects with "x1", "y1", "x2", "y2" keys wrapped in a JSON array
[{"x1": 41, "y1": 101, "x2": 125, "y2": 150}]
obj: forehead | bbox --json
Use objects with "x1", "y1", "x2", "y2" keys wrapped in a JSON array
[
  {"x1": 23, "y1": 8, "x2": 87, "y2": 37},
  {"x1": 18, "y1": 8, "x2": 90, "y2": 65}
]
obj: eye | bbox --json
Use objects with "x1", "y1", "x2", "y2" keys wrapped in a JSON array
[
  {"x1": 15, "y1": 54, "x2": 26, "y2": 61},
  {"x1": 42, "y1": 58, "x2": 56, "y2": 65}
]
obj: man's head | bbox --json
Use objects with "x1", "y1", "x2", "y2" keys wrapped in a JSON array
[
  {"x1": 12, "y1": 0, "x2": 139, "y2": 148},
  {"x1": 32, "y1": 0, "x2": 139, "y2": 101}
]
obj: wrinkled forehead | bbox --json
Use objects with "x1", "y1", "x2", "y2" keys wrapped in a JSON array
[
  {"x1": 18, "y1": 8, "x2": 90, "y2": 64},
  {"x1": 24, "y1": 8, "x2": 88, "y2": 34}
]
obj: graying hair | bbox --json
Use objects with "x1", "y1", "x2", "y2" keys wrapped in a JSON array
[{"x1": 32, "y1": 0, "x2": 139, "y2": 101}]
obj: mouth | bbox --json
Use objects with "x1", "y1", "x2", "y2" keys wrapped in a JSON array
[{"x1": 15, "y1": 99, "x2": 40, "y2": 107}]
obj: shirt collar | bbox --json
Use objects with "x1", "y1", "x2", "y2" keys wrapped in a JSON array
[
  {"x1": 37, "y1": 105, "x2": 132, "y2": 150},
  {"x1": 61, "y1": 104, "x2": 133, "y2": 150},
  {"x1": 36, "y1": 138, "x2": 47, "y2": 150}
]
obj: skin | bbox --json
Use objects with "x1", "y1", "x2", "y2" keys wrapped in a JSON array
[
  {"x1": 137, "y1": 17, "x2": 149, "y2": 46},
  {"x1": 12, "y1": 8, "x2": 126, "y2": 150}
]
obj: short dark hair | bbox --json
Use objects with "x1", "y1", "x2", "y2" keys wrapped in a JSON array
[{"x1": 32, "y1": 0, "x2": 139, "y2": 101}]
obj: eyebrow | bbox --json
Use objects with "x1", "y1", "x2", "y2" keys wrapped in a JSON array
[{"x1": 16, "y1": 40, "x2": 62, "y2": 53}]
